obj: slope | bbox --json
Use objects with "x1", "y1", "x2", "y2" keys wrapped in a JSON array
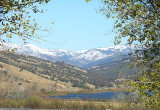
[
  {"x1": 86, "y1": 60, "x2": 140, "y2": 88},
  {"x1": 0, "y1": 61, "x2": 82, "y2": 91},
  {"x1": 0, "y1": 52, "x2": 94, "y2": 90}
]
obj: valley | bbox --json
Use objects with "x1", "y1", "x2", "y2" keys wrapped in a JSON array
[
  {"x1": 0, "y1": 45, "x2": 136, "y2": 91},
  {"x1": 0, "y1": 45, "x2": 147, "y2": 110}
]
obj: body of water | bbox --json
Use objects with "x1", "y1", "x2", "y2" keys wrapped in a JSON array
[{"x1": 48, "y1": 91, "x2": 127, "y2": 99}]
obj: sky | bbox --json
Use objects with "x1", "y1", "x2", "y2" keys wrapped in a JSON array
[{"x1": 12, "y1": 0, "x2": 119, "y2": 51}]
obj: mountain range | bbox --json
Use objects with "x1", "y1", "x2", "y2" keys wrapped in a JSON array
[
  {"x1": 0, "y1": 43, "x2": 139, "y2": 90},
  {"x1": 0, "y1": 43, "x2": 135, "y2": 68}
]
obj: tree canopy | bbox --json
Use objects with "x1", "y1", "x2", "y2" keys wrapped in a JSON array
[
  {"x1": 92, "y1": 0, "x2": 159, "y2": 108},
  {"x1": 0, "y1": 0, "x2": 50, "y2": 45}
]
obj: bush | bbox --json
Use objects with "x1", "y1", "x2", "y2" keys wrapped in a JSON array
[{"x1": 25, "y1": 97, "x2": 41, "y2": 108}]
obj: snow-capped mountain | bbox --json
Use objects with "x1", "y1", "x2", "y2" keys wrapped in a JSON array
[{"x1": 0, "y1": 43, "x2": 135, "y2": 68}]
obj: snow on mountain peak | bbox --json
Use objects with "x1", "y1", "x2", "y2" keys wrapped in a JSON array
[
  {"x1": 76, "y1": 50, "x2": 88, "y2": 53},
  {"x1": 96, "y1": 45, "x2": 128, "y2": 50},
  {"x1": 0, "y1": 43, "x2": 132, "y2": 68}
]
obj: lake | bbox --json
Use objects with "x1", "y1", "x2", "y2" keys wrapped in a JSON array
[{"x1": 47, "y1": 91, "x2": 127, "y2": 99}]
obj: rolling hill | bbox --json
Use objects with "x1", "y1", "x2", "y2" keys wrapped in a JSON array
[
  {"x1": 0, "y1": 52, "x2": 94, "y2": 90},
  {"x1": 0, "y1": 44, "x2": 138, "y2": 90},
  {"x1": 0, "y1": 61, "x2": 77, "y2": 91},
  {"x1": 0, "y1": 52, "x2": 137, "y2": 90}
]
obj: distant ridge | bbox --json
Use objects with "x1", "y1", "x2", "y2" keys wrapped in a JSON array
[{"x1": 0, "y1": 43, "x2": 136, "y2": 68}]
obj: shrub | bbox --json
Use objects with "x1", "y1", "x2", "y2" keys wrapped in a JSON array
[{"x1": 25, "y1": 97, "x2": 41, "y2": 108}]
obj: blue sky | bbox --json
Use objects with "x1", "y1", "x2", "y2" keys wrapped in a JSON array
[{"x1": 13, "y1": 0, "x2": 119, "y2": 51}]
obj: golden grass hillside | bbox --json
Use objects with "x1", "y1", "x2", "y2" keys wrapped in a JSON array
[
  {"x1": 0, "y1": 62, "x2": 80, "y2": 91},
  {"x1": 0, "y1": 52, "x2": 95, "y2": 89}
]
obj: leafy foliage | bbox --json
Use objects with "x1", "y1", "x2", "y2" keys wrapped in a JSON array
[
  {"x1": 97, "y1": 0, "x2": 160, "y2": 108},
  {"x1": 0, "y1": 0, "x2": 50, "y2": 44}
]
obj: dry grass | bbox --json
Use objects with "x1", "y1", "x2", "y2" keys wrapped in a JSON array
[
  {"x1": 0, "y1": 62, "x2": 80, "y2": 91},
  {"x1": 0, "y1": 97, "x2": 151, "y2": 110}
]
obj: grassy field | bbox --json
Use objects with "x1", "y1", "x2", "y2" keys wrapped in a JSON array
[
  {"x1": 0, "y1": 97, "x2": 151, "y2": 110},
  {"x1": 0, "y1": 62, "x2": 80, "y2": 91}
]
